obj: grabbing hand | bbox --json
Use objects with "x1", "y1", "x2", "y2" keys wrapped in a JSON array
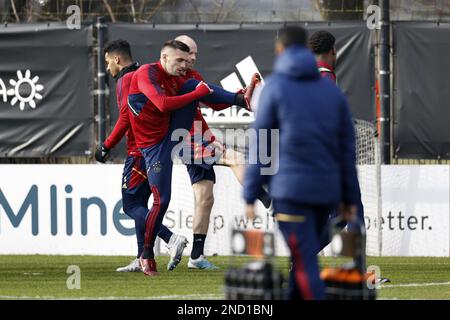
[{"x1": 195, "y1": 81, "x2": 214, "y2": 95}]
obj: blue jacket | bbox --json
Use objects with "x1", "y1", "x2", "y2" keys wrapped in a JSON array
[{"x1": 243, "y1": 45, "x2": 360, "y2": 207}]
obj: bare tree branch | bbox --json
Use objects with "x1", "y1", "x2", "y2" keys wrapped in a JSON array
[
  {"x1": 130, "y1": 0, "x2": 137, "y2": 22},
  {"x1": 187, "y1": 0, "x2": 201, "y2": 23},
  {"x1": 34, "y1": 12, "x2": 61, "y2": 22},
  {"x1": 138, "y1": 0, "x2": 145, "y2": 20},
  {"x1": 147, "y1": 0, "x2": 167, "y2": 22},
  {"x1": 214, "y1": 0, "x2": 224, "y2": 23},
  {"x1": 62, "y1": 0, "x2": 66, "y2": 20},
  {"x1": 27, "y1": 0, "x2": 33, "y2": 23},
  {"x1": 102, "y1": 0, "x2": 116, "y2": 22},
  {"x1": 221, "y1": 0, "x2": 237, "y2": 23},
  {"x1": 79, "y1": 0, "x2": 83, "y2": 19},
  {"x1": 10, "y1": 0, "x2": 20, "y2": 22}
]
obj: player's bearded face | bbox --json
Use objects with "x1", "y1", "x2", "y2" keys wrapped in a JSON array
[
  {"x1": 187, "y1": 47, "x2": 197, "y2": 70},
  {"x1": 163, "y1": 49, "x2": 189, "y2": 76},
  {"x1": 105, "y1": 52, "x2": 120, "y2": 77},
  {"x1": 186, "y1": 53, "x2": 195, "y2": 70}
]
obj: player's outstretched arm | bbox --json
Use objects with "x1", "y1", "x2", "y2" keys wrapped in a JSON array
[
  {"x1": 197, "y1": 73, "x2": 261, "y2": 111},
  {"x1": 137, "y1": 67, "x2": 212, "y2": 112},
  {"x1": 187, "y1": 69, "x2": 242, "y2": 111}
]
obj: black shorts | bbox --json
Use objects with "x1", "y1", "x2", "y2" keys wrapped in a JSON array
[{"x1": 185, "y1": 163, "x2": 216, "y2": 185}]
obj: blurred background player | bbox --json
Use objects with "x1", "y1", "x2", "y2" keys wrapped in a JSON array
[
  {"x1": 308, "y1": 30, "x2": 367, "y2": 271},
  {"x1": 174, "y1": 35, "x2": 271, "y2": 270},
  {"x1": 95, "y1": 40, "x2": 188, "y2": 273},
  {"x1": 308, "y1": 30, "x2": 337, "y2": 83},
  {"x1": 128, "y1": 40, "x2": 259, "y2": 275},
  {"x1": 244, "y1": 25, "x2": 360, "y2": 299}
]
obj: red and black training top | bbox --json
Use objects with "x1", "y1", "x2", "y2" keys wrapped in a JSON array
[
  {"x1": 317, "y1": 60, "x2": 337, "y2": 84},
  {"x1": 103, "y1": 63, "x2": 140, "y2": 156},
  {"x1": 127, "y1": 61, "x2": 210, "y2": 149}
]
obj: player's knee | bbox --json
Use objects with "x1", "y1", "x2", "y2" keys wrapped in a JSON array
[
  {"x1": 197, "y1": 191, "x2": 214, "y2": 209},
  {"x1": 224, "y1": 149, "x2": 244, "y2": 165},
  {"x1": 198, "y1": 195, "x2": 214, "y2": 208},
  {"x1": 122, "y1": 199, "x2": 138, "y2": 215},
  {"x1": 155, "y1": 193, "x2": 171, "y2": 211}
]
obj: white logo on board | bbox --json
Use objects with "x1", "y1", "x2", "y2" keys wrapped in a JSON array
[
  {"x1": 202, "y1": 56, "x2": 264, "y2": 122},
  {"x1": 0, "y1": 70, "x2": 44, "y2": 111}
]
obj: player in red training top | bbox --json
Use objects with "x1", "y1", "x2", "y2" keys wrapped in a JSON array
[
  {"x1": 174, "y1": 35, "x2": 272, "y2": 270},
  {"x1": 128, "y1": 40, "x2": 253, "y2": 275},
  {"x1": 95, "y1": 40, "x2": 188, "y2": 273},
  {"x1": 308, "y1": 30, "x2": 337, "y2": 83},
  {"x1": 308, "y1": 31, "x2": 373, "y2": 277}
]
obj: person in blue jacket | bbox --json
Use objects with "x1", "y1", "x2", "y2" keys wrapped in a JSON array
[{"x1": 243, "y1": 25, "x2": 360, "y2": 300}]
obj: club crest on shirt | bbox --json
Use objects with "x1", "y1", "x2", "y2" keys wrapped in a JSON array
[{"x1": 152, "y1": 161, "x2": 162, "y2": 173}]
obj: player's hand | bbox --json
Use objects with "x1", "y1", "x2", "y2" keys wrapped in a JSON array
[
  {"x1": 235, "y1": 88, "x2": 251, "y2": 111},
  {"x1": 338, "y1": 203, "x2": 357, "y2": 221},
  {"x1": 95, "y1": 144, "x2": 110, "y2": 163},
  {"x1": 195, "y1": 81, "x2": 214, "y2": 96},
  {"x1": 210, "y1": 141, "x2": 225, "y2": 158},
  {"x1": 245, "y1": 204, "x2": 256, "y2": 220},
  {"x1": 243, "y1": 73, "x2": 262, "y2": 111}
]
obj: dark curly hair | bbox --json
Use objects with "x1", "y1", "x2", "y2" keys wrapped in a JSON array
[
  {"x1": 104, "y1": 39, "x2": 132, "y2": 59},
  {"x1": 308, "y1": 31, "x2": 335, "y2": 54}
]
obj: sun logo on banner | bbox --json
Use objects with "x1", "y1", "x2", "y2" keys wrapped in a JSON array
[{"x1": 6, "y1": 70, "x2": 44, "y2": 111}]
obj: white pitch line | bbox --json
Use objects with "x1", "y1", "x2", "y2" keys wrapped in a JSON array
[
  {"x1": 0, "y1": 293, "x2": 224, "y2": 300},
  {"x1": 380, "y1": 281, "x2": 450, "y2": 289}
]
